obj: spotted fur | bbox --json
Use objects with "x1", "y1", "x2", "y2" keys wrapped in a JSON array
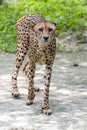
[{"x1": 11, "y1": 14, "x2": 56, "y2": 115}]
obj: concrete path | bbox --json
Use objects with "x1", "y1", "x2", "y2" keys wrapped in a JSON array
[{"x1": 0, "y1": 52, "x2": 87, "y2": 130}]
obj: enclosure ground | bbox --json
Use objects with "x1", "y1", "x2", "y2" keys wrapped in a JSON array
[{"x1": 0, "y1": 52, "x2": 87, "y2": 130}]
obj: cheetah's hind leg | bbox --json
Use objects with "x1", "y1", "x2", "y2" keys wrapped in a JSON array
[{"x1": 23, "y1": 62, "x2": 40, "y2": 93}]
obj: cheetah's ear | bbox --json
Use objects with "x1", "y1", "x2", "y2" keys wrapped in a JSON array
[{"x1": 52, "y1": 22, "x2": 57, "y2": 26}]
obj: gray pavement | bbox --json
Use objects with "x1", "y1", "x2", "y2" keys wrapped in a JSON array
[{"x1": 0, "y1": 51, "x2": 87, "y2": 130}]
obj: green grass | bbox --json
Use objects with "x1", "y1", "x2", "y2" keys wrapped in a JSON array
[{"x1": 0, "y1": 0, "x2": 87, "y2": 52}]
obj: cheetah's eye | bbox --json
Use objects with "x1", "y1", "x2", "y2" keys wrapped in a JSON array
[
  {"x1": 48, "y1": 28, "x2": 53, "y2": 32},
  {"x1": 38, "y1": 28, "x2": 43, "y2": 32}
]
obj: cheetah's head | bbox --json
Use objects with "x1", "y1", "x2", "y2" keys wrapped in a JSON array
[{"x1": 34, "y1": 21, "x2": 56, "y2": 47}]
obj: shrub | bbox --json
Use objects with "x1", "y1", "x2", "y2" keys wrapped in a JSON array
[{"x1": 0, "y1": 0, "x2": 87, "y2": 52}]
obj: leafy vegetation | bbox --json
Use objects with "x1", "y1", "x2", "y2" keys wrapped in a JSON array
[{"x1": 0, "y1": 0, "x2": 87, "y2": 52}]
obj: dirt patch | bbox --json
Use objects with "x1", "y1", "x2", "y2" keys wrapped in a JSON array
[{"x1": 56, "y1": 30, "x2": 87, "y2": 51}]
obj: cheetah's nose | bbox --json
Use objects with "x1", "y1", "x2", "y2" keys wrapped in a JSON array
[{"x1": 43, "y1": 36, "x2": 49, "y2": 41}]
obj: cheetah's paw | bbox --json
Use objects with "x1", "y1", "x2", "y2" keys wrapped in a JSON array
[
  {"x1": 42, "y1": 107, "x2": 52, "y2": 115},
  {"x1": 26, "y1": 99, "x2": 34, "y2": 105},
  {"x1": 11, "y1": 87, "x2": 20, "y2": 98},
  {"x1": 26, "y1": 93, "x2": 35, "y2": 105}
]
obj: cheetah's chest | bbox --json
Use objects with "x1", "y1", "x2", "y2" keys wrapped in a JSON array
[
  {"x1": 28, "y1": 46, "x2": 50, "y2": 65},
  {"x1": 35, "y1": 49, "x2": 47, "y2": 65}
]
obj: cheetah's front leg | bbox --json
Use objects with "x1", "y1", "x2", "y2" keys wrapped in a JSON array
[
  {"x1": 11, "y1": 50, "x2": 27, "y2": 97},
  {"x1": 23, "y1": 61, "x2": 36, "y2": 105},
  {"x1": 11, "y1": 29, "x2": 29, "y2": 97},
  {"x1": 42, "y1": 65, "x2": 52, "y2": 115}
]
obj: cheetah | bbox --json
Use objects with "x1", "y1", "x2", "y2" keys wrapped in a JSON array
[{"x1": 11, "y1": 14, "x2": 56, "y2": 115}]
